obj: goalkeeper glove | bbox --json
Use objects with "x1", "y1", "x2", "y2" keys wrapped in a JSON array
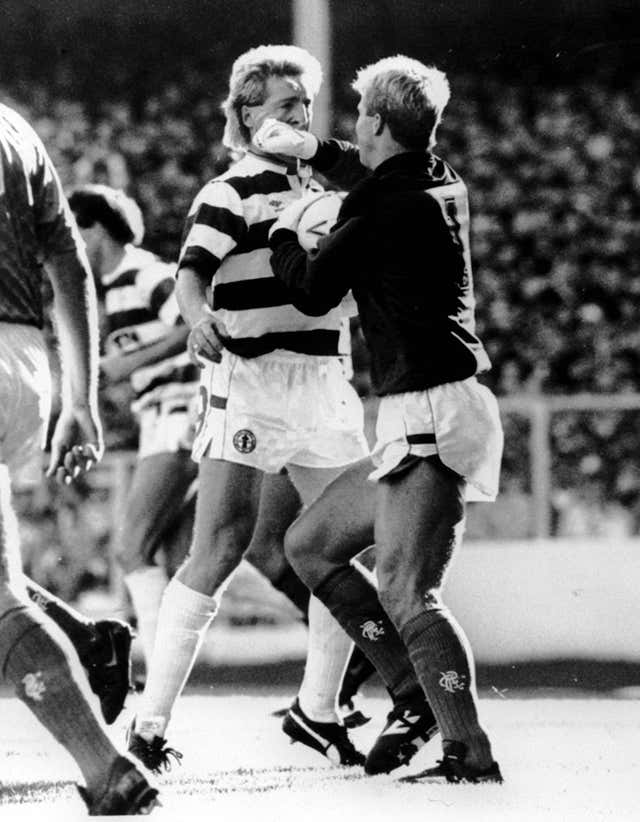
[{"x1": 254, "y1": 118, "x2": 318, "y2": 160}]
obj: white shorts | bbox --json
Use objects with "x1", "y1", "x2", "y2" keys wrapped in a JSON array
[
  {"x1": 0, "y1": 324, "x2": 51, "y2": 485},
  {"x1": 192, "y1": 350, "x2": 369, "y2": 473},
  {"x1": 136, "y1": 393, "x2": 198, "y2": 460},
  {"x1": 369, "y1": 377, "x2": 503, "y2": 501}
]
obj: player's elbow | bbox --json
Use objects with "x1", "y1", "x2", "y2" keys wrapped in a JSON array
[{"x1": 292, "y1": 293, "x2": 338, "y2": 316}]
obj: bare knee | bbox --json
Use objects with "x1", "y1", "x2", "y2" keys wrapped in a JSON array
[
  {"x1": 178, "y1": 521, "x2": 252, "y2": 596},
  {"x1": 244, "y1": 538, "x2": 289, "y2": 583},
  {"x1": 376, "y1": 553, "x2": 441, "y2": 629},
  {"x1": 283, "y1": 521, "x2": 329, "y2": 590},
  {"x1": 114, "y1": 519, "x2": 159, "y2": 574}
]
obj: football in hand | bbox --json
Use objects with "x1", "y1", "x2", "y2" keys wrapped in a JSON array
[{"x1": 296, "y1": 191, "x2": 346, "y2": 251}]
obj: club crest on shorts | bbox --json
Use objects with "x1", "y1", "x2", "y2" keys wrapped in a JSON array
[{"x1": 233, "y1": 429, "x2": 257, "y2": 454}]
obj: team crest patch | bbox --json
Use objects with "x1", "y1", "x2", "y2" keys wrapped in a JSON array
[
  {"x1": 438, "y1": 670, "x2": 468, "y2": 694},
  {"x1": 233, "y1": 429, "x2": 257, "y2": 454},
  {"x1": 360, "y1": 619, "x2": 385, "y2": 642},
  {"x1": 22, "y1": 671, "x2": 46, "y2": 702}
]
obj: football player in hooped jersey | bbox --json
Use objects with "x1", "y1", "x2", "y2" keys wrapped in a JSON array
[
  {"x1": 259, "y1": 56, "x2": 505, "y2": 783},
  {"x1": 51, "y1": 185, "x2": 375, "y2": 727},
  {"x1": 127, "y1": 44, "x2": 415, "y2": 773},
  {"x1": 66, "y1": 186, "x2": 321, "y2": 681}
]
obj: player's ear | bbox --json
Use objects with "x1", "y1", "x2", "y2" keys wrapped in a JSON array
[
  {"x1": 373, "y1": 113, "x2": 385, "y2": 137},
  {"x1": 241, "y1": 105, "x2": 256, "y2": 130}
]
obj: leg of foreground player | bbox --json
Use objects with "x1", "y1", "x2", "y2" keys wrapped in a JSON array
[
  {"x1": 25, "y1": 578, "x2": 133, "y2": 724},
  {"x1": 128, "y1": 459, "x2": 263, "y2": 773},
  {"x1": 284, "y1": 459, "x2": 437, "y2": 775},
  {"x1": 245, "y1": 473, "x2": 374, "y2": 728},
  {"x1": 243, "y1": 471, "x2": 310, "y2": 615},
  {"x1": 119, "y1": 451, "x2": 198, "y2": 667},
  {"x1": 375, "y1": 456, "x2": 501, "y2": 783},
  {"x1": 282, "y1": 464, "x2": 366, "y2": 766},
  {"x1": 0, "y1": 471, "x2": 157, "y2": 814}
]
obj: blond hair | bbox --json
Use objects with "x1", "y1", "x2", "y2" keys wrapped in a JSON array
[
  {"x1": 222, "y1": 44, "x2": 322, "y2": 151},
  {"x1": 353, "y1": 56, "x2": 450, "y2": 150}
]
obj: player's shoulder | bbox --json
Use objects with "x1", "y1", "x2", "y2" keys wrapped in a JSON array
[
  {"x1": 190, "y1": 173, "x2": 244, "y2": 214},
  {"x1": 0, "y1": 104, "x2": 45, "y2": 164}
]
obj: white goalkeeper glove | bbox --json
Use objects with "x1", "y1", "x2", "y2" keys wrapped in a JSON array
[
  {"x1": 254, "y1": 118, "x2": 318, "y2": 161},
  {"x1": 268, "y1": 191, "x2": 327, "y2": 240}
]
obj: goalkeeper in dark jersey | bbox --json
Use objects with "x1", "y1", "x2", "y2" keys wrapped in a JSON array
[{"x1": 258, "y1": 55, "x2": 504, "y2": 784}]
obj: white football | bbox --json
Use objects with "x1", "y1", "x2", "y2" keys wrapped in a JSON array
[{"x1": 296, "y1": 191, "x2": 347, "y2": 251}]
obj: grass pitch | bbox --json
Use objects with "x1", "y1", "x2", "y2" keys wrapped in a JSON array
[{"x1": 0, "y1": 692, "x2": 638, "y2": 821}]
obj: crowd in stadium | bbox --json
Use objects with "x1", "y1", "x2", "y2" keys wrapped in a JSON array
[
  {"x1": 3, "y1": 61, "x2": 640, "y2": 601},
  {"x1": 4, "y1": 67, "x2": 639, "y2": 399}
]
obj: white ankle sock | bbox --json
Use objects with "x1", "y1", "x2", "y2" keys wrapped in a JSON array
[
  {"x1": 136, "y1": 578, "x2": 217, "y2": 738},
  {"x1": 297, "y1": 595, "x2": 352, "y2": 723},
  {"x1": 124, "y1": 565, "x2": 168, "y2": 667}
]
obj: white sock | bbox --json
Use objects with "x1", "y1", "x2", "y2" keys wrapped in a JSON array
[
  {"x1": 297, "y1": 595, "x2": 352, "y2": 723},
  {"x1": 124, "y1": 565, "x2": 168, "y2": 667},
  {"x1": 136, "y1": 578, "x2": 217, "y2": 739}
]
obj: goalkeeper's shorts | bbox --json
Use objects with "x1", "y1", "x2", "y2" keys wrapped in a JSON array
[
  {"x1": 369, "y1": 377, "x2": 503, "y2": 502},
  {"x1": 192, "y1": 349, "x2": 368, "y2": 474}
]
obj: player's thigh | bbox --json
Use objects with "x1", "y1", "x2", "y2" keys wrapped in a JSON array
[
  {"x1": 191, "y1": 459, "x2": 263, "y2": 558},
  {"x1": 244, "y1": 471, "x2": 302, "y2": 581},
  {"x1": 161, "y1": 490, "x2": 197, "y2": 578},
  {"x1": 375, "y1": 456, "x2": 465, "y2": 609},
  {"x1": 285, "y1": 458, "x2": 376, "y2": 571},
  {"x1": 121, "y1": 451, "x2": 197, "y2": 540},
  {"x1": 286, "y1": 463, "x2": 351, "y2": 508}
]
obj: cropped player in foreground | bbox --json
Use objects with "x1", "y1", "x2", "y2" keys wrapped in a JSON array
[
  {"x1": 127, "y1": 45, "x2": 404, "y2": 773},
  {"x1": 0, "y1": 102, "x2": 157, "y2": 814},
  {"x1": 258, "y1": 55, "x2": 504, "y2": 783}
]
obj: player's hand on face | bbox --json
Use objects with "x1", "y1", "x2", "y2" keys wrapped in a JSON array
[
  {"x1": 268, "y1": 191, "x2": 327, "y2": 238},
  {"x1": 253, "y1": 118, "x2": 318, "y2": 160},
  {"x1": 47, "y1": 406, "x2": 104, "y2": 485},
  {"x1": 188, "y1": 314, "x2": 230, "y2": 367}
]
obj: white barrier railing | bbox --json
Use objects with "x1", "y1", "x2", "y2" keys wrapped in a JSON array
[{"x1": 87, "y1": 392, "x2": 640, "y2": 546}]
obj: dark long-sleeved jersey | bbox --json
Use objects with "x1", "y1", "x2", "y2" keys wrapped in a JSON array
[
  {"x1": 269, "y1": 140, "x2": 491, "y2": 397},
  {"x1": 0, "y1": 104, "x2": 81, "y2": 328}
]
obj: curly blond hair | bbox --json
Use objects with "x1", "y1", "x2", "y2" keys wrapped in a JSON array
[{"x1": 222, "y1": 44, "x2": 322, "y2": 151}]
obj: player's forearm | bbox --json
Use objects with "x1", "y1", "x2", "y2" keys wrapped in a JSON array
[
  {"x1": 269, "y1": 230, "x2": 345, "y2": 316},
  {"x1": 102, "y1": 325, "x2": 190, "y2": 381},
  {"x1": 45, "y1": 249, "x2": 100, "y2": 409},
  {"x1": 310, "y1": 139, "x2": 369, "y2": 190},
  {"x1": 176, "y1": 266, "x2": 212, "y2": 328}
]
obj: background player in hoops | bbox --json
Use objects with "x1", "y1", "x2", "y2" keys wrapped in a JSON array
[
  {"x1": 259, "y1": 55, "x2": 504, "y2": 783},
  {"x1": 68, "y1": 184, "x2": 201, "y2": 670},
  {"x1": 0, "y1": 102, "x2": 157, "y2": 814}
]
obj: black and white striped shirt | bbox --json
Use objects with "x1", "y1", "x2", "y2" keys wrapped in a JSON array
[{"x1": 178, "y1": 152, "x2": 344, "y2": 358}]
